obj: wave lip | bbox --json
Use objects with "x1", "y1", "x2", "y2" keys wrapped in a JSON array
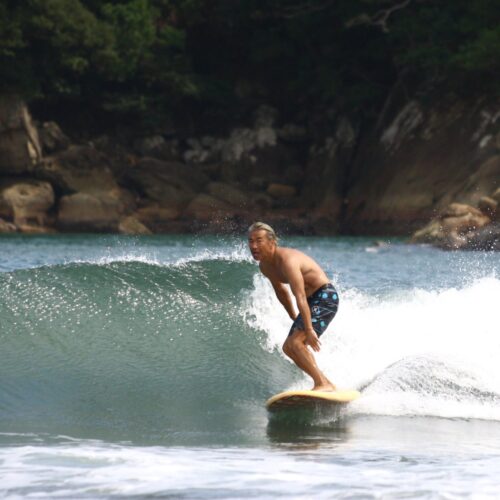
[{"x1": 0, "y1": 238, "x2": 253, "y2": 273}]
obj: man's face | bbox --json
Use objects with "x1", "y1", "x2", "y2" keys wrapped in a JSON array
[{"x1": 248, "y1": 229, "x2": 275, "y2": 261}]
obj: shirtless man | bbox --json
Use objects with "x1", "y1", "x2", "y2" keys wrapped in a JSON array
[{"x1": 248, "y1": 222, "x2": 339, "y2": 391}]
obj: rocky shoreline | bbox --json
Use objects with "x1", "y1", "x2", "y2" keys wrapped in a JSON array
[
  {"x1": 1, "y1": 92, "x2": 499, "y2": 249},
  {"x1": 0, "y1": 100, "x2": 317, "y2": 236},
  {"x1": 411, "y1": 197, "x2": 500, "y2": 251}
]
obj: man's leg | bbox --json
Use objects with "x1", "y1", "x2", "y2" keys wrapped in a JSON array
[{"x1": 283, "y1": 330, "x2": 336, "y2": 391}]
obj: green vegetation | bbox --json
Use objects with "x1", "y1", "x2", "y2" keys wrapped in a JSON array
[{"x1": 0, "y1": 0, "x2": 498, "y2": 131}]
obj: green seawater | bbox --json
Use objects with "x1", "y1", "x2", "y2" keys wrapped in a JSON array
[{"x1": 1, "y1": 234, "x2": 500, "y2": 498}]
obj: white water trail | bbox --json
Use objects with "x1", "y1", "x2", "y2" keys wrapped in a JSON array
[{"x1": 244, "y1": 275, "x2": 500, "y2": 420}]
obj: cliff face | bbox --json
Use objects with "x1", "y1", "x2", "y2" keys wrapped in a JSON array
[
  {"x1": 342, "y1": 92, "x2": 500, "y2": 234},
  {"x1": 0, "y1": 90, "x2": 498, "y2": 237}
]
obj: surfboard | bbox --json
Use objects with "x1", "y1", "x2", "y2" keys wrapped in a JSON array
[{"x1": 266, "y1": 389, "x2": 360, "y2": 412}]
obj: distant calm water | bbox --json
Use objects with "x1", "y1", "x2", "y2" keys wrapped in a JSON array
[{"x1": 1, "y1": 234, "x2": 499, "y2": 498}]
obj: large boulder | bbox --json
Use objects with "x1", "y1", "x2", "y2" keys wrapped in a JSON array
[
  {"x1": 0, "y1": 218, "x2": 17, "y2": 233},
  {"x1": 0, "y1": 182, "x2": 13, "y2": 219},
  {"x1": 40, "y1": 144, "x2": 137, "y2": 232},
  {"x1": 439, "y1": 203, "x2": 483, "y2": 218},
  {"x1": 206, "y1": 182, "x2": 250, "y2": 208},
  {"x1": 58, "y1": 189, "x2": 131, "y2": 232},
  {"x1": 185, "y1": 194, "x2": 231, "y2": 220},
  {"x1": 2, "y1": 181, "x2": 54, "y2": 226},
  {"x1": 118, "y1": 216, "x2": 152, "y2": 235},
  {"x1": 136, "y1": 205, "x2": 180, "y2": 221},
  {"x1": 39, "y1": 145, "x2": 119, "y2": 194},
  {"x1": 464, "y1": 223, "x2": 500, "y2": 250},
  {"x1": 125, "y1": 157, "x2": 208, "y2": 209},
  {"x1": 411, "y1": 203, "x2": 491, "y2": 249},
  {"x1": 134, "y1": 204, "x2": 182, "y2": 233},
  {"x1": 0, "y1": 95, "x2": 42, "y2": 174},
  {"x1": 252, "y1": 192, "x2": 273, "y2": 211},
  {"x1": 477, "y1": 196, "x2": 498, "y2": 219}
]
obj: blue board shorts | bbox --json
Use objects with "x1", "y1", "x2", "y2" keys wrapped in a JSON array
[{"x1": 288, "y1": 283, "x2": 339, "y2": 337}]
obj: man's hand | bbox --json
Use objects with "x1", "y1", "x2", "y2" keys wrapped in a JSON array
[{"x1": 305, "y1": 328, "x2": 321, "y2": 352}]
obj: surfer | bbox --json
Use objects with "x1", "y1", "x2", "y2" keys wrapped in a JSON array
[{"x1": 248, "y1": 222, "x2": 339, "y2": 391}]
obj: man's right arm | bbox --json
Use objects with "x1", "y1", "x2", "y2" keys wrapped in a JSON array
[
  {"x1": 271, "y1": 281, "x2": 297, "y2": 320},
  {"x1": 260, "y1": 264, "x2": 297, "y2": 320}
]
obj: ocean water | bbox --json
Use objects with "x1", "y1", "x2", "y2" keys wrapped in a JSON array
[{"x1": 1, "y1": 233, "x2": 499, "y2": 499}]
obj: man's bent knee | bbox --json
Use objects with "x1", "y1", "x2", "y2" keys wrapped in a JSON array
[
  {"x1": 282, "y1": 341, "x2": 291, "y2": 357},
  {"x1": 290, "y1": 330, "x2": 307, "y2": 350},
  {"x1": 283, "y1": 337, "x2": 295, "y2": 357}
]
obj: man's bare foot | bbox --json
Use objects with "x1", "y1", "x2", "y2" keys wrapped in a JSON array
[{"x1": 312, "y1": 383, "x2": 336, "y2": 392}]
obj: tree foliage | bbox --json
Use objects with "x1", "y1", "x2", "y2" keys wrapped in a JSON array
[{"x1": 0, "y1": 0, "x2": 498, "y2": 129}]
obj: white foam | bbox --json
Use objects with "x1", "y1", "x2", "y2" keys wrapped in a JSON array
[
  {"x1": 245, "y1": 275, "x2": 500, "y2": 420},
  {"x1": 16, "y1": 243, "x2": 254, "y2": 271},
  {"x1": 243, "y1": 274, "x2": 291, "y2": 353},
  {"x1": 173, "y1": 243, "x2": 253, "y2": 266}
]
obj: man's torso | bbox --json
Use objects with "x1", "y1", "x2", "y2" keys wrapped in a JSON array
[{"x1": 260, "y1": 247, "x2": 329, "y2": 296}]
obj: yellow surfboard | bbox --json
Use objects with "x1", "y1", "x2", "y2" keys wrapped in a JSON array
[{"x1": 266, "y1": 389, "x2": 360, "y2": 412}]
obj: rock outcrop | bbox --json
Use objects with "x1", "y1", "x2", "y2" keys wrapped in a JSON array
[
  {"x1": 34, "y1": 144, "x2": 136, "y2": 232},
  {"x1": 0, "y1": 217, "x2": 16, "y2": 233},
  {"x1": 342, "y1": 91, "x2": 500, "y2": 234},
  {"x1": 118, "y1": 215, "x2": 152, "y2": 235},
  {"x1": 0, "y1": 93, "x2": 498, "y2": 242},
  {"x1": 39, "y1": 122, "x2": 70, "y2": 154},
  {"x1": 466, "y1": 224, "x2": 500, "y2": 251},
  {"x1": 2, "y1": 181, "x2": 55, "y2": 228},
  {"x1": 185, "y1": 193, "x2": 232, "y2": 221},
  {"x1": 411, "y1": 202, "x2": 491, "y2": 249},
  {"x1": 411, "y1": 186, "x2": 500, "y2": 250},
  {"x1": 301, "y1": 117, "x2": 357, "y2": 231},
  {"x1": 124, "y1": 157, "x2": 207, "y2": 209},
  {"x1": 0, "y1": 95, "x2": 42, "y2": 174},
  {"x1": 58, "y1": 191, "x2": 128, "y2": 232}
]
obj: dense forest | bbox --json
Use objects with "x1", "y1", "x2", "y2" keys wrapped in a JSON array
[{"x1": 1, "y1": 0, "x2": 499, "y2": 134}]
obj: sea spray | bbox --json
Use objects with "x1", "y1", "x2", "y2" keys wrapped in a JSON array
[{"x1": 244, "y1": 272, "x2": 500, "y2": 420}]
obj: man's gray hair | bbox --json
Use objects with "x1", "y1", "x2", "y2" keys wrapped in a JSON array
[{"x1": 248, "y1": 222, "x2": 279, "y2": 244}]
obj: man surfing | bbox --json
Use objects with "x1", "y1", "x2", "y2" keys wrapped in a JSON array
[{"x1": 248, "y1": 222, "x2": 339, "y2": 391}]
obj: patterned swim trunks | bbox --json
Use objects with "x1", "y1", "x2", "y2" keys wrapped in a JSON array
[{"x1": 288, "y1": 283, "x2": 339, "y2": 337}]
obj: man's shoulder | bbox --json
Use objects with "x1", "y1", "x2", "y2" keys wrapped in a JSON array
[
  {"x1": 277, "y1": 246, "x2": 296, "y2": 256},
  {"x1": 278, "y1": 247, "x2": 305, "y2": 262}
]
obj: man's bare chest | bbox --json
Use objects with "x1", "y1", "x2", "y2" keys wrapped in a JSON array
[{"x1": 262, "y1": 265, "x2": 288, "y2": 284}]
